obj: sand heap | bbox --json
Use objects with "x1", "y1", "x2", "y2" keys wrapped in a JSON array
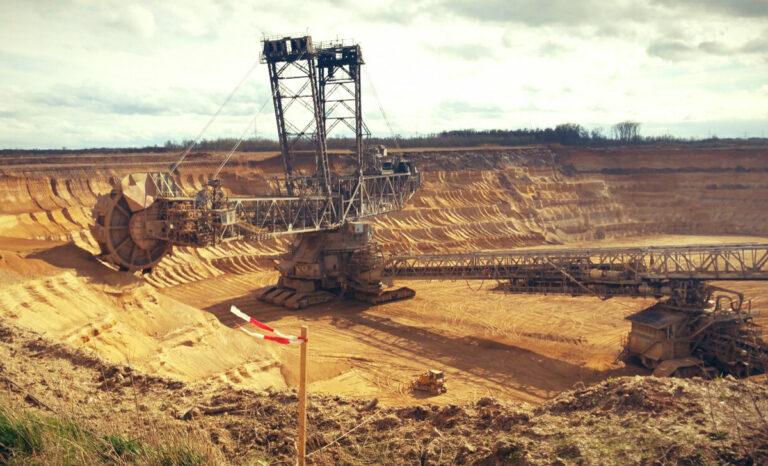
[{"x1": 0, "y1": 242, "x2": 282, "y2": 389}]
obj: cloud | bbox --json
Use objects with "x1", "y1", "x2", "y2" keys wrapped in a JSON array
[
  {"x1": 347, "y1": 0, "x2": 633, "y2": 27},
  {"x1": 647, "y1": 33, "x2": 768, "y2": 61},
  {"x1": 160, "y1": 3, "x2": 219, "y2": 38},
  {"x1": 1, "y1": 0, "x2": 766, "y2": 148},
  {"x1": 646, "y1": 40, "x2": 698, "y2": 61},
  {"x1": 522, "y1": 85, "x2": 541, "y2": 93},
  {"x1": 697, "y1": 41, "x2": 730, "y2": 55},
  {"x1": 357, "y1": 1, "x2": 423, "y2": 24},
  {"x1": 434, "y1": 101, "x2": 504, "y2": 118},
  {"x1": 741, "y1": 35, "x2": 768, "y2": 55},
  {"x1": 644, "y1": 118, "x2": 768, "y2": 138},
  {"x1": 27, "y1": 85, "x2": 166, "y2": 115},
  {"x1": 438, "y1": 0, "x2": 603, "y2": 25},
  {"x1": 391, "y1": 0, "x2": 765, "y2": 47},
  {"x1": 22, "y1": 84, "x2": 263, "y2": 117},
  {"x1": 538, "y1": 41, "x2": 568, "y2": 56},
  {"x1": 658, "y1": 0, "x2": 768, "y2": 18},
  {"x1": 106, "y1": 4, "x2": 156, "y2": 38},
  {"x1": 427, "y1": 43, "x2": 494, "y2": 61}
]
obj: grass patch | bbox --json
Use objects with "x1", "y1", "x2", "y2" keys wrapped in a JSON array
[
  {"x1": 0, "y1": 410, "x2": 44, "y2": 458},
  {"x1": 103, "y1": 434, "x2": 144, "y2": 461},
  {"x1": 0, "y1": 402, "x2": 224, "y2": 465}
]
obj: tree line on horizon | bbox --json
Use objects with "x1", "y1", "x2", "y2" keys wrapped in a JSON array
[
  {"x1": 158, "y1": 121, "x2": 701, "y2": 152},
  {"x1": 3, "y1": 121, "x2": 763, "y2": 155}
]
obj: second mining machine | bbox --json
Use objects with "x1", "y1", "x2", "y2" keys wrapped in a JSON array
[
  {"x1": 91, "y1": 35, "x2": 421, "y2": 308},
  {"x1": 384, "y1": 244, "x2": 768, "y2": 377}
]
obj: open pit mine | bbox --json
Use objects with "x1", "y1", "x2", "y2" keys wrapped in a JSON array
[{"x1": 2, "y1": 35, "x2": 768, "y2": 464}]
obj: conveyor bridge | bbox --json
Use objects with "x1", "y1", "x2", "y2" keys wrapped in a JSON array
[{"x1": 384, "y1": 243, "x2": 768, "y2": 300}]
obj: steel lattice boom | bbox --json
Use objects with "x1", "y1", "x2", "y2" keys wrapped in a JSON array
[
  {"x1": 261, "y1": 36, "x2": 330, "y2": 196},
  {"x1": 386, "y1": 243, "x2": 768, "y2": 281},
  {"x1": 385, "y1": 243, "x2": 768, "y2": 299},
  {"x1": 384, "y1": 243, "x2": 768, "y2": 375},
  {"x1": 316, "y1": 41, "x2": 367, "y2": 173}
]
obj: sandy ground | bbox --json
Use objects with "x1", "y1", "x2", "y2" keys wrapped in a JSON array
[
  {"x1": 164, "y1": 270, "x2": 646, "y2": 405},
  {"x1": 1, "y1": 146, "x2": 767, "y2": 408},
  {"x1": 159, "y1": 234, "x2": 768, "y2": 406},
  {"x1": 3, "y1": 318, "x2": 766, "y2": 465},
  {"x1": 2, "y1": 234, "x2": 766, "y2": 406}
]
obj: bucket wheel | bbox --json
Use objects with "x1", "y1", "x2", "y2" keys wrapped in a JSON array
[{"x1": 90, "y1": 174, "x2": 171, "y2": 272}]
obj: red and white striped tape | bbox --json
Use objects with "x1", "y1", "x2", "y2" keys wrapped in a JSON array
[{"x1": 230, "y1": 306, "x2": 306, "y2": 345}]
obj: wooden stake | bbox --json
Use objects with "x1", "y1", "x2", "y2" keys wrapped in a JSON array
[{"x1": 298, "y1": 326, "x2": 308, "y2": 466}]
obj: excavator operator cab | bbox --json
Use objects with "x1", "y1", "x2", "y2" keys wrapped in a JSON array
[
  {"x1": 365, "y1": 145, "x2": 416, "y2": 176},
  {"x1": 394, "y1": 159, "x2": 415, "y2": 175}
]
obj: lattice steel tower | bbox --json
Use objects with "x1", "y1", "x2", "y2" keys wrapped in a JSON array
[
  {"x1": 261, "y1": 36, "x2": 330, "y2": 197},
  {"x1": 316, "y1": 42, "x2": 367, "y2": 175}
]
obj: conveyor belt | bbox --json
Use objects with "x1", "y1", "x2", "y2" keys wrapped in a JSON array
[{"x1": 384, "y1": 243, "x2": 768, "y2": 283}]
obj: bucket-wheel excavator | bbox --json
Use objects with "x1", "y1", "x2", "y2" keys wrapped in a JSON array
[
  {"x1": 91, "y1": 35, "x2": 420, "y2": 308},
  {"x1": 91, "y1": 35, "x2": 768, "y2": 377}
]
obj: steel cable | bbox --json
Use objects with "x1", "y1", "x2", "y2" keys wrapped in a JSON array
[
  {"x1": 170, "y1": 58, "x2": 261, "y2": 175},
  {"x1": 213, "y1": 97, "x2": 271, "y2": 179},
  {"x1": 364, "y1": 66, "x2": 400, "y2": 149}
]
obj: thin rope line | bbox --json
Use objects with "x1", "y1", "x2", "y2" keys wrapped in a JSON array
[
  {"x1": 170, "y1": 58, "x2": 261, "y2": 175},
  {"x1": 305, "y1": 411, "x2": 383, "y2": 458},
  {"x1": 364, "y1": 66, "x2": 400, "y2": 149},
  {"x1": 213, "y1": 97, "x2": 271, "y2": 178}
]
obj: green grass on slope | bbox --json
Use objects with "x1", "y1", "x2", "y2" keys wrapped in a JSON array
[{"x1": 0, "y1": 402, "x2": 236, "y2": 465}]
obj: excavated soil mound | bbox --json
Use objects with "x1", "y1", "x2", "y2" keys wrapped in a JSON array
[
  {"x1": 0, "y1": 242, "x2": 283, "y2": 388},
  {"x1": 1, "y1": 321, "x2": 766, "y2": 465}
]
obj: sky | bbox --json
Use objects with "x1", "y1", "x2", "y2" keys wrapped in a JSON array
[{"x1": 1, "y1": 0, "x2": 767, "y2": 149}]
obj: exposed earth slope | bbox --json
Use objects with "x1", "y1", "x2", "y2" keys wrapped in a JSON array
[{"x1": 1, "y1": 321, "x2": 767, "y2": 465}]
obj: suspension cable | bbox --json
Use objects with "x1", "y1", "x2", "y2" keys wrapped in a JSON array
[
  {"x1": 364, "y1": 66, "x2": 400, "y2": 149},
  {"x1": 169, "y1": 58, "x2": 261, "y2": 175},
  {"x1": 213, "y1": 97, "x2": 271, "y2": 179}
]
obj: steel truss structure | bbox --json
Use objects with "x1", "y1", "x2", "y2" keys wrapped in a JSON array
[
  {"x1": 316, "y1": 41, "x2": 367, "y2": 173},
  {"x1": 385, "y1": 243, "x2": 768, "y2": 374},
  {"x1": 248, "y1": 35, "x2": 419, "y2": 236},
  {"x1": 385, "y1": 243, "x2": 768, "y2": 300},
  {"x1": 224, "y1": 170, "x2": 420, "y2": 239},
  {"x1": 261, "y1": 37, "x2": 377, "y2": 196},
  {"x1": 92, "y1": 34, "x2": 422, "y2": 271},
  {"x1": 261, "y1": 36, "x2": 330, "y2": 196},
  {"x1": 138, "y1": 167, "x2": 420, "y2": 247}
]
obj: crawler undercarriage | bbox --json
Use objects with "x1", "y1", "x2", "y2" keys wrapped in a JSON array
[{"x1": 257, "y1": 222, "x2": 414, "y2": 309}]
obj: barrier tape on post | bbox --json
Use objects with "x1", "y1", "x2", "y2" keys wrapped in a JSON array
[{"x1": 230, "y1": 306, "x2": 306, "y2": 345}]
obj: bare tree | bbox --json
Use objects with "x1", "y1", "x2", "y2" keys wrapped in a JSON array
[
  {"x1": 590, "y1": 127, "x2": 605, "y2": 141},
  {"x1": 612, "y1": 121, "x2": 641, "y2": 142}
]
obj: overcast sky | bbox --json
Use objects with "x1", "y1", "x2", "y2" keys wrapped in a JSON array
[{"x1": 1, "y1": 0, "x2": 767, "y2": 149}]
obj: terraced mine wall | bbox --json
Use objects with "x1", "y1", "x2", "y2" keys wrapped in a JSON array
[
  {"x1": 1, "y1": 145, "x2": 766, "y2": 403},
  {"x1": 1, "y1": 145, "x2": 766, "y2": 252}
]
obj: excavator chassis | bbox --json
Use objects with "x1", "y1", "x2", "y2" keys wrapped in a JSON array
[{"x1": 257, "y1": 222, "x2": 415, "y2": 310}]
